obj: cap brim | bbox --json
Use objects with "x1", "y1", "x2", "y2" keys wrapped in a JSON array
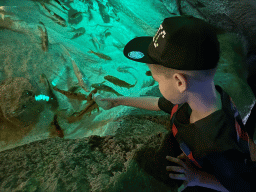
[{"x1": 123, "y1": 36, "x2": 156, "y2": 64}]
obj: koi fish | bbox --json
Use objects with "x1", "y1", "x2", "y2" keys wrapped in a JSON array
[
  {"x1": 50, "y1": 114, "x2": 64, "y2": 138},
  {"x1": 104, "y1": 75, "x2": 137, "y2": 89},
  {"x1": 91, "y1": 83, "x2": 123, "y2": 96},
  {"x1": 38, "y1": 21, "x2": 48, "y2": 52},
  {"x1": 88, "y1": 49, "x2": 112, "y2": 61},
  {"x1": 52, "y1": 86, "x2": 88, "y2": 101},
  {"x1": 39, "y1": 73, "x2": 59, "y2": 112}
]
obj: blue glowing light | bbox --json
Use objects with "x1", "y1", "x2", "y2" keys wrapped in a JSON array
[{"x1": 35, "y1": 95, "x2": 50, "y2": 101}]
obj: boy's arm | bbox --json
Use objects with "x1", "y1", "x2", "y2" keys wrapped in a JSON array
[{"x1": 116, "y1": 96, "x2": 161, "y2": 111}]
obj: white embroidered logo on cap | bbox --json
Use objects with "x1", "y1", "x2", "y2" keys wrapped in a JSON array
[
  {"x1": 153, "y1": 24, "x2": 166, "y2": 48},
  {"x1": 128, "y1": 51, "x2": 144, "y2": 59}
]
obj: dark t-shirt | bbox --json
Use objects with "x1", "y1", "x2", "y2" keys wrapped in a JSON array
[{"x1": 158, "y1": 84, "x2": 256, "y2": 192}]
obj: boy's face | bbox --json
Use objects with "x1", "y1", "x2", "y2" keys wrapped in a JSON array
[{"x1": 147, "y1": 64, "x2": 188, "y2": 105}]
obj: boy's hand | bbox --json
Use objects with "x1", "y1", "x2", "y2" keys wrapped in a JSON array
[
  {"x1": 166, "y1": 153, "x2": 201, "y2": 192},
  {"x1": 92, "y1": 94, "x2": 120, "y2": 110}
]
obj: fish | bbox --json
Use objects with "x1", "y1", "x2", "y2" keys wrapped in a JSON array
[
  {"x1": 38, "y1": 2, "x2": 67, "y2": 27},
  {"x1": 194, "y1": 1, "x2": 206, "y2": 8},
  {"x1": 51, "y1": 67, "x2": 67, "y2": 87},
  {"x1": 88, "y1": 8, "x2": 93, "y2": 21},
  {"x1": 67, "y1": 100, "x2": 99, "y2": 123},
  {"x1": 72, "y1": 61, "x2": 91, "y2": 92},
  {"x1": 60, "y1": 44, "x2": 91, "y2": 92},
  {"x1": 116, "y1": 66, "x2": 138, "y2": 73},
  {"x1": 40, "y1": 73, "x2": 59, "y2": 112},
  {"x1": 51, "y1": 0, "x2": 69, "y2": 11},
  {"x1": 38, "y1": 21, "x2": 48, "y2": 52},
  {"x1": 104, "y1": 75, "x2": 137, "y2": 89},
  {"x1": 0, "y1": 9, "x2": 15, "y2": 20},
  {"x1": 69, "y1": 11, "x2": 83, "y2": 20},
  {"x1": 97, "y1": 0, "x2": 110, "y2": 23},
  {"x1": 68, "y1": 85, "x2": 80, "y2": 93},
  {"x1": 91, "y1": 83, "x2": 123, "y2": 96},
  {"x1": 105, "y1": 32, "x2": 111, "y2": 37},
  {"x1": 39, "y1": 2, "x2": 52, "y2": 15},
  {"x1": 90, "y1": 67, "x2": 106, "y2": 76},
  {"x1": 50, "y1": 114, "x2": 64, "y2": 138},
  {"x1": 145, "y1": 70, "x2": 152, "y2": 76},
  {"x1": 90, "y1": 34, "x2": 101, "y2": 50},
  {"x1": 116, "y1": 66, "x2": 138, "y2": 84},
  {"x1": 52, "y1": 13, "x2": 67, "y2": 27},
  {"x1": 88, "y1": 49, "x2": 112, "y2": 61},
  {"x1": 68, "y1": 26, "x2": 84, "y2": 33},
  {"x1": 112, "y1": 42, "x2": 125, "y2": 49},
  {"x1": 45, "y1": 1, "x2": 67, "y2": 14},
  {"x1": 52, "y1": 86, "x2": 88, "y2": 101},
  {"x1": 70, "y1": 27, "x2": 86, "y2": 39}
]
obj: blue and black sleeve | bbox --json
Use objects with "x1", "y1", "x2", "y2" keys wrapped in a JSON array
[{"x1": 204, "y1": 149, "x2": 256, "y2": 192}]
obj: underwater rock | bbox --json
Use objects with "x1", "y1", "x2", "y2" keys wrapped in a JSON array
[{"x1": 0, "y1": 77, "x2": 44, "y2": 127}]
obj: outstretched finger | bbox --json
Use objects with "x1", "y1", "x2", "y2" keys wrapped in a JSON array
[
  {"x1": 169, "y1": 173, "x2": 186, "y2": 180},
  {"x1": 166, "y1": 156, "x2": 186, "y2": 168},
  {"x1": 177, "y1": 153, "x2": 186, "y2": 159}
]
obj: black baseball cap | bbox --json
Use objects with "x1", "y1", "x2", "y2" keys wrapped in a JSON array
[{"x1": 123, "y1": 15, "x2": 221, "y2": 70}]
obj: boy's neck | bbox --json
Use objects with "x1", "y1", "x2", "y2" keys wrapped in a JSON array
[{"x1": 189, "y1": 87, "x2": 222, "y2": 123}]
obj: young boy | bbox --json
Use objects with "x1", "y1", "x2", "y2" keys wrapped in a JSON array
[{"x1": 95, "y1": 16, "x2": 256, "y2": 191}]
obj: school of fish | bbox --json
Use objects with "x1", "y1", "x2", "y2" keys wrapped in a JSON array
[{"x1": 9, "y1": 0, "x2": 157, "y2": 128}]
